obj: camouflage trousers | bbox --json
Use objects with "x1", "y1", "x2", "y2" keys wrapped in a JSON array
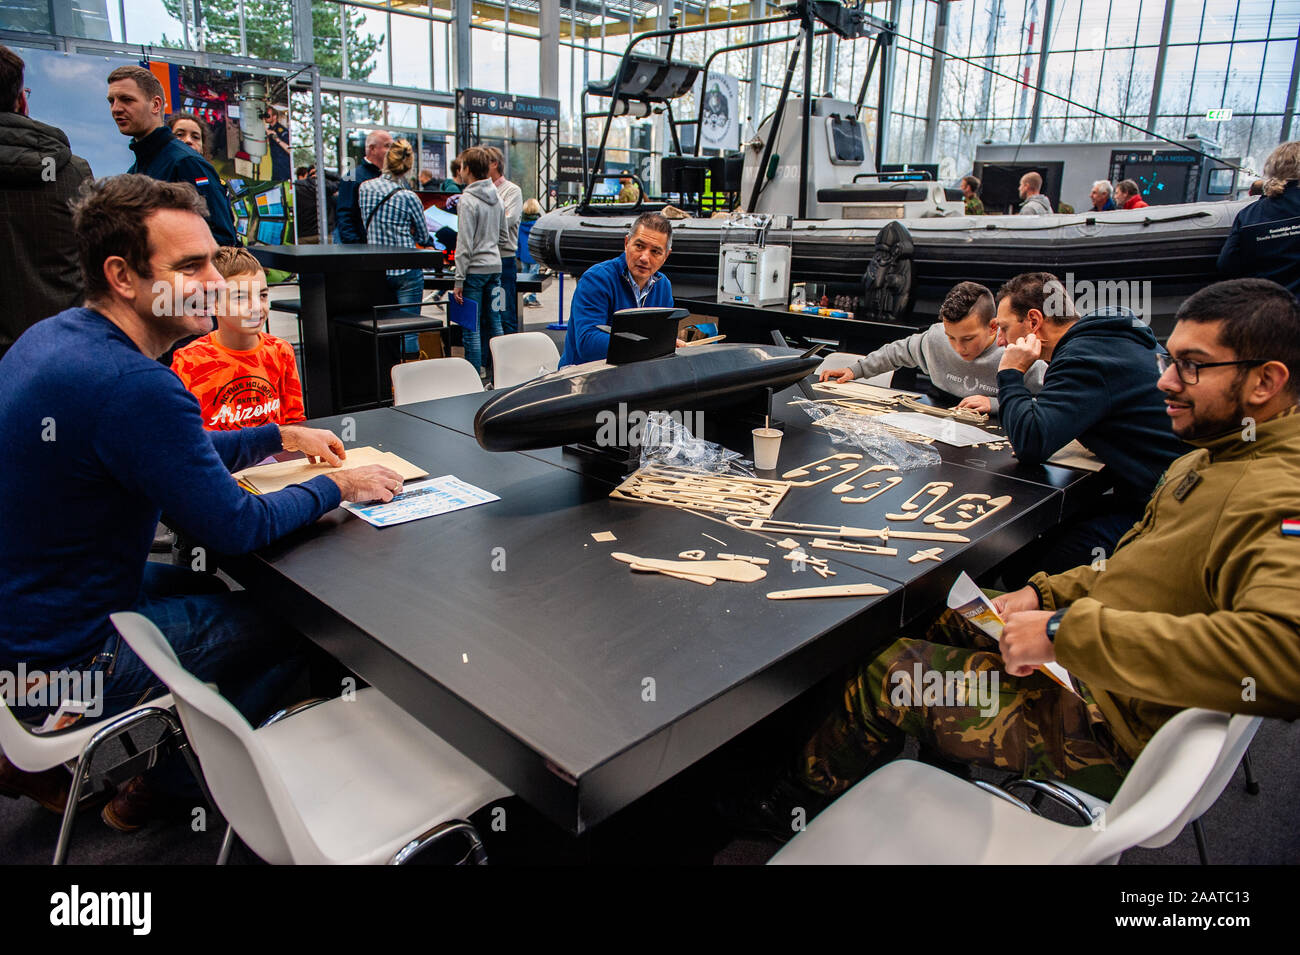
[{"x1": 800, "y1": 608, "x2": 1132, "y2": 801}]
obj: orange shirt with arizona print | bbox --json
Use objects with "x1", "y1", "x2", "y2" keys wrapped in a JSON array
[{"x1": 171, "y1": 333, "x2": 306, "y2": 431}]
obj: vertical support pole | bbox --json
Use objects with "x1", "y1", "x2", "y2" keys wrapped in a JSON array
[
  {"x1": 921, "y1": 0, "x2": 948, "y2": 162},
  {"x1": 798, "y1": 7, "x2": 814, "y2": 218},
  {"x1": 1028, "y1": 0, "x2": 1055, "y2": 143},
  {"x1": 1146, "y1": 0, "x2": 1176, "y2": 135}
]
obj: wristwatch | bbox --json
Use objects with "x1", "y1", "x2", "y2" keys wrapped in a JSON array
[{"x1": 1045, "y1": 608, "x2": 1068, "y2": 642}]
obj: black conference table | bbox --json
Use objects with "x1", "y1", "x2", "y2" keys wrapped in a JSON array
[
  {"x1": 222, "y1": 384, "x2": 1102, "y2": 835},
  {"x1": 250, "y1": 244, "x2": 444, "y2": 418}
]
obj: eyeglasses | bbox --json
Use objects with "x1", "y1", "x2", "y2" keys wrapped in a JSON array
[{"x1": 1156, "y1": 352, "x2": 1267, "y2": 385}]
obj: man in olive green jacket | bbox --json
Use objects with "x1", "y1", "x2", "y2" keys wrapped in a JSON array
[{"x1": 794, "y1": 278, "x2": 1300, "y2": 807}]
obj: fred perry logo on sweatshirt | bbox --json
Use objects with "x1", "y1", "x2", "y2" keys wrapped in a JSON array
[{"x1": 1283, "y1": 519, "x2": 1300, "y2": 538}]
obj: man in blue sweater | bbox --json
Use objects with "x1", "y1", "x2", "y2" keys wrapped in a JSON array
[
  {"x1": 993, "y1": 271, "x2": 1187, "y2": 576},
  {"x1": 560, "y1": 211, "x2": 676, "y2": 367},
  {"x1": 107, "y1": 65, "x2": 237, "y2": 247},
  {"x1": 0, "y1": 174, "x2": 403, "y2": 826}
]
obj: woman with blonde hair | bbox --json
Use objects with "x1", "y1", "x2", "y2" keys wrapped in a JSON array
[
  {"x1": 1217, "y1": 141, "x2": 1300, "y2": 296},
  {"x1": 358, "y1": 138, "x2": 434, "y2": 351}
]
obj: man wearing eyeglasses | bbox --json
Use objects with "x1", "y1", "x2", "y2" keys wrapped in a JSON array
[
  {"x1": 770, "y1": 279, "x2": 1300, "y2": 830},
  {"x1": 992, "y1": 271, "x2": 1187, "y2": 574},
  {"x1": 995, "y1": 276, "x2": 1300, "y2": 746}
]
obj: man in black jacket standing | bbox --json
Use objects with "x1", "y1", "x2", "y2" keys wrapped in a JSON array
[
  {"x1": 106, "y1": 64, "x2": 236, "y2": 246},
  {"x1": 0, "y1": 46, "x2": 94, "y2": 359},
  {"x1": 994, "y1": 271, "x2": 1187, "y2": 575},
  {"x1": 335, "y1": 129, "x2": 391, "y2": 243}
]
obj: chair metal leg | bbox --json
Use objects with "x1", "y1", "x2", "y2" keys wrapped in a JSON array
[
  {"x1": 1192, "y1": 818, "x2": 1210, "y2": 865},
  {"x1": 216, "y1": 825, "x2": 236, "y2": 865},
  {"x1": 388, "y1": 819, "x2": 488, "y2": 865},
  {"x1": 1241, "y1": 749, "x2": 1260, "y2": 795},
  {"x1": 52, "y1": 704, "x2": 177, "y2": 865}
]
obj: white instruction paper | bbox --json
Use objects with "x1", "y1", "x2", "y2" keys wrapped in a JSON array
[
  {"x1": 342, "y1": 475, "x2": 499, "y2": 527},
  {"x1": 946, "y1": 572, "x2": 1076, "y2": 692},
  {"x1": 876, "y1": 412, "x2": 995, "y2": 447}
]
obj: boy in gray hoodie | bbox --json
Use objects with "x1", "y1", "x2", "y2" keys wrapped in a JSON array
[
  {"x1": 819, "y1": 281, "x2": 1044, "y2": 414},
  {"x1": 452, "y1": 145, "x2": 508, "y2": 376}
]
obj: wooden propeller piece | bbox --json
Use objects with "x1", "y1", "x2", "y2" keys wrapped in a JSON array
[{"x1": 923, "y1": 494, "x2": 1013, "y2": 530}]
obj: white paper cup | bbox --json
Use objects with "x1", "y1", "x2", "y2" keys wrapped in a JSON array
[{"x1": 752, "y1": 427, "x2": 783, "y2": 471}]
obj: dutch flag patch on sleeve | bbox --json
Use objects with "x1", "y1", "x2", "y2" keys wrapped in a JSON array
[
  {"x1": 194, "y1": 177, "x2": 210, "y2": 187},
  {"x1": 1282, "y1": 518, "x2": 1300, "y2": 537}
]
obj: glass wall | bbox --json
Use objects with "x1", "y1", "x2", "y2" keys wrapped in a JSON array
[{"x1": 8, "y1": 0, "x2": 1297, "y2": 194}]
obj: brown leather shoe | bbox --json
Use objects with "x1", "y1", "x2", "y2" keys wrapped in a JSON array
[
  {"x1": 101, "y1": 775, "x2": 189, "y2": 832},
  {"x1": 0, "y1": 754, "x2": 73, "y2": 814}
]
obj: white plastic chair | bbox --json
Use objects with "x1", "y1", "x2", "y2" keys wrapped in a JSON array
[
  {"x1": 391, "y1": 356, "x2": 484, "y2": 406},
  {"x1": 1002, "y1": 714, "x2": 1262, "y2": 864},
  {"x1": 490, "y1": 332, "x2": 561, "y2": 389},
  {"x1": 814, "y1": 351, "x2": 893, "y2": 386},
  {"x1": 769, "y1": 708, "x2": 1231, "y2": 865},
  {"x1": 1, "y1": 688, "x2": 185, "y2": 865},
  {"x1": 110, "y1": 612, "x2": 511, "y2": 865}
]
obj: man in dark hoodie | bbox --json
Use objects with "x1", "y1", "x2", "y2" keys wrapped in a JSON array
[
  {"x1": 0, "y1": 46, "x2": 93, "y2": 359},
  {"x1": 994, "y1": 271, "x2": 1187, "y2": 574},
  {"x1": 106, "y1": 65, "x2": 236, "y2": 246}
]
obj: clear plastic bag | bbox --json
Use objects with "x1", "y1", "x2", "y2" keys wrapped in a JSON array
[
  {"x1": 637, "y1": 410, "x2": 756, "y2": 476},
  {"x1": 791, "y1": 398, "x2": 941, "y2": 471}
]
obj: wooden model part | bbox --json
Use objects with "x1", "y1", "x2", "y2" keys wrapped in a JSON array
[
  {"x1": 612, "y1": 466, "x2": 789, "y2": 518},
  {"x1": 678, "y1": 549, "x2": 706, "y2": 560},
  {"x1": 908, "y1": 547, "x2": 944, "y2": 564},
  {"x1": 785, "y1": 462, "x2": 862, "y2": 488},
  {"x1": 629, "y1": 563, "x2": 716, "y2": 585},
  {"x1": 885, "y1": 481, "x2": 952, "y2": 521},
  {"x1": 767, "y1": 582, "x2": 891, "y2": 600},
  {"x1": 725, "y1": 516, "x2": 969, "y2": 543},
  {"x1": 897, "y1": 395, "x2": 989, "y2": 425},
  {"x1": 717, "y1": 553, "x2": 770, "y2": 565},
  {"x1": 612, "y1": 552, "x2": 767, "y2": 582},
  {"x1": 775, "y1": 538, "x2": 801, "y2": 549},
  {"x1": 810, "y1": 538, "x2": 898, "y2": 557},
  {"x1": 923, "y1": 494, "x2": 1013, "y2": 530},
  {"x1": 812, "y1": 564, "x2": 836, "y2": 578},
  {"x1": 812, "y1": 380, "x2": 919, "y2": 403},
  {"x1": 842, "y1": 476, "x2": 902, "y2": 504},
  {"x1": 679, "y1": 334, "x2": 726, "y2": 347},
  {"x1": 782, "y1": 452, "x2": 862, "y2": 479},
  {"x1": 783, "y1": 550, "x2": 829, "y2": 566},
  {"x1": 591, "y1": 531, "x2": 617, "y2": 542}
]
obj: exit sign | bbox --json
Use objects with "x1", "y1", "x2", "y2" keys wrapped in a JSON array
[{"x1": 1205, "y1": 108, "x2": 1233, "y2": 121}]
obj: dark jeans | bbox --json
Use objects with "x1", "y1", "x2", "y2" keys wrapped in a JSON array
[
  {"x1": 499, "y1": 255, "x2": 518, "y2": 335},
  {"x1": 42, "y1": 564, "x2": 309, "y2": 796},
  {"x1": 387, "y1": 267, "x2": 426, "y2": 354},
  {"x1": 462, "y1": 271, "x2": 502, "y2": 375}
]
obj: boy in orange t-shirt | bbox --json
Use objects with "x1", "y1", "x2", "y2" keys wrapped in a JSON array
[{"x1": 172, "y1": 247, "x2": 306, "y2": 430}]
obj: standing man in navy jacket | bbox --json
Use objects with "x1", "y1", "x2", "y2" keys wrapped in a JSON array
[
  {"x1": 560, "y1": 211, "x2": 676, "y2": 367},
  {"x1": 0, "y1": 175, "x2": 403, "y2": 827},
  {"x1": 993, "y1": 271, "x2": 1187, "y2": 576},
  {"x1": 106, "y1": 65, "x2": 236, "y2": 247}
]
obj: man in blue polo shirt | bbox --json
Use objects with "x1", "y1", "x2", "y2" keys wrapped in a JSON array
[
  {"x1": 0, "y1": 174, "x2": 403, "y2": 828},
  {"x1": 106, "y1": 65, "x2": 237, "y2": 247},
  {"x1": 560, "y1": 211, "x2": 676, "y2": 367}
]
